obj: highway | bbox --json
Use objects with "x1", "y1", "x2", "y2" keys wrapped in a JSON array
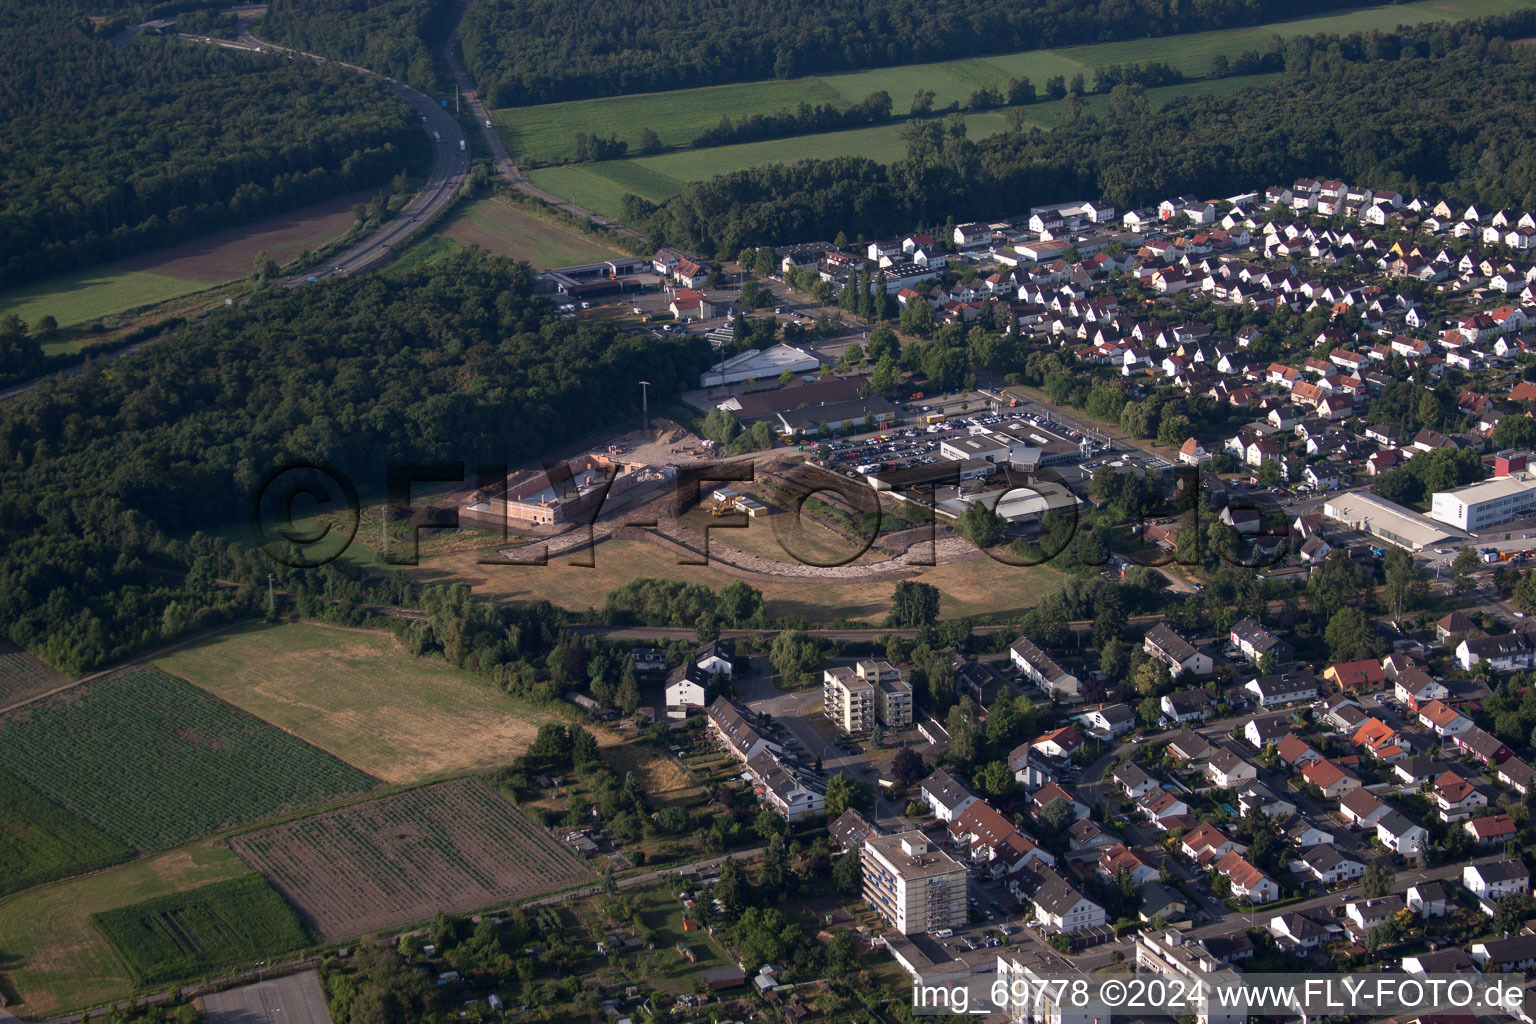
[
  {"x1": 120, "y1": 8, "x2": 468, "y2": 288},
  {"x1": 0, "y1": 9, "x2": 471, "y2": 406},
  {"x1": 224, "y1": 16, "x2": 469, "y2": 284}
]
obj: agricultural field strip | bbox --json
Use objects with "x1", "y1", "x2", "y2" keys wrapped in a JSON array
[
  {"x1": 0, "y1": 641, "x2": 67, "y2": 707},
  {"x1": 494, "y1": 0, "x2": 1534, "y2": 162},
  {"x1": 0, "y1": 668, "x2": 378, "y2": 851},
  {"x1": 0, "y1": 768, "x2": 130, "y2": 896},
  {"x1": 229, "y1": 777, "x2": 592, "y2": 941},
  {"x1": 92, "y1": 876, "x2": 312, "y2": 985}
]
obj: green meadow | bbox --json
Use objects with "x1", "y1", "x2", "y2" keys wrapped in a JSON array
[
  {"x1": 495, "y1": 0, "x2": 1536, "y2": 165},
  {"x1": 525, "y1": 75, "x2": 1285, "y2": 222}
]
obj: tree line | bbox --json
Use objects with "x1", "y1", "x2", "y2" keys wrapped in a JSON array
[
  {"x1": 460, "y1": 0, "x2": 1379, "y2": 106},
  {"x1": 259, "y1": 0, "x2": 457, "y2": 92},
  {"x1": 0, "y1": 2, "x2": 430, "y2": 290},
  {"x1": 624, "y1": 13, "x2": 1536, "y2": 257},
  {"x1": 689, "y1": 90, "x2": 892, "y2": 149},
  {"x1": 0, "y1": 251, "x2": 712, "y2": 675}
]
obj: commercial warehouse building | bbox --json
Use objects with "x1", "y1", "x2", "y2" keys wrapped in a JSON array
[
  {"x1": 1322, "y1": 491, "x2": 1462, "y2": 551},
  {"x1": 1430, "y1": 473, "x2": 1536, "y2": 532}
]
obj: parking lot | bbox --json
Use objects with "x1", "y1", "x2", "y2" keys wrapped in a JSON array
[{"x1": 808, "y1": 404, "x2": 1114, "y2": 483}]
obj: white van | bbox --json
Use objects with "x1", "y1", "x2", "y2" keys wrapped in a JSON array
[{"x1": 932, "y1": 928, "x2": 954, "y2": 939}]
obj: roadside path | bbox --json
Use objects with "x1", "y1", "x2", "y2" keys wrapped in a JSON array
[{"x1": 439, "y1": 2, "x2": 647, "y2": 243}]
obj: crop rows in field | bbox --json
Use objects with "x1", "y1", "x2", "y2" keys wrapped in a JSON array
[
  {"x1": 92, "y1": 876, "x2": 312, "y2": 985},
  {"x1": 0, "y1": 768, "x2": 130, "y2": 896},
  {"x1": 229, "y1": 777, "x2": 592, "y2": 941},
  {"x1": 0, "y1": 669, "x2": 378, "y2": 851},
  {"x1": 0, "y1": 640, "x2": 66, "y2": 708}
]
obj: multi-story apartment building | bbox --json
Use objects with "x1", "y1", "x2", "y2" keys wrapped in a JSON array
[
  {"x1": 860, "y1": 832, "x2": 967, "y2": 935},
  {"x1": 1136, "y1": 930, "x2": 1248, "y2": 1024},
  {"x1": 824, "y1": 666, "x2": 874, "y2": 734},
  {"x1": 824, "y1": 660, "x2": 912, "y2": 733}
]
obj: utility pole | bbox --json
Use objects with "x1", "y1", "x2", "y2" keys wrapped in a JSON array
[
  {"x1": 380, "y1": 504, "x2": 388, "y2": 560},
  {"x1": 266, "y1": 573, "x2": 275, "y2": 617},
  {"x1": 455, "y1": 83, "x2": 459, "y2": 114},
  {"x1": 638, "y1": 380, "x2": 651, "y2": 431}
]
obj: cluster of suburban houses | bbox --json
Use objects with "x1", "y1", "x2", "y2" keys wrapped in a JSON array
[
  {"x1": 679, "y1": 620, "x2": 1536, "y2": 1010},
  {"x1": 727, "y1": 180, "x2": 1536, "y2": 560},
  {"x1": 703, "y1": 686, "x2": 829, "y2": 822}
]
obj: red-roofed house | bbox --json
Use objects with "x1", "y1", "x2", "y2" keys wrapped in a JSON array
[
  {"x1": 1301, "y1": 758, "x2": 1362, "y2": 799},
  {"x1": 1031, "y1": 727, "x2": 1084, "y2": 760},
  {"x1": 670, "y1": 289, "x2": 716, "y2": 320},
  {"x1": 1214, "y1": 850, "x2": 1279, "y2": 903},
  {"x1": 1031, "y1": 782, "x2": 1089, "y2": 821},
  {"x1": 1417, "y1": 699, "x2": 1471, "y2": 737},
  {"x1": 1098, "y1": 843, "x2": 1159, "y2": 884},
  {"x1": 1323, "y1": 659, "x2": 1387, "y2": 694},
  {"x1": 1465, "y1": 813, "x2": 1516, "y2": 844}
]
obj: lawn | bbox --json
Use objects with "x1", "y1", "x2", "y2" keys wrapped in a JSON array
[
  {"x1": 92, "y1": 876, "x2": 311, "y2": 986},
  {"x1": 526, "y1": 111, "x2": 1010, "y2": 222},
  {"x1": 155, "y1": 622, "x2": 580, "y2": 784},
  {"x1": 678, "y1": 506, "x2": 890, "y2": 566},
  {"x1": 527, "y1": 78, "x2": 1297, "y2": 222},
  {"x1": 0, "y1": 668, "x2": 377, "y2": 851},
  {"x1": 0, "y1": 842, "x2": 254, "y2": 1017},
  {"x1": 495, "y1": 78, "x2": 848, "y2": 163},
  {"x1": 0, "y1": 267, "x2": 213, "y2": 331},
  {"x1": 0, "y1": 190, "x2": 369, "y2": 331},
  {"x1": 440, "y1": 196, "x2": 621, "y2": 268},
  {"x1": 496, "y1": 0, "x2": 1535, "y2": 163},
  {"x1": 408, "y1": 536, "x2": 1059, "y2": 621},
  {"x1": 0, "y1": 770, "x2": 131, "y2": 897}
]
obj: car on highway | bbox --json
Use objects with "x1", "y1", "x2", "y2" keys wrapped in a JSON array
[{"x1": 485, "y1": 119, "x2": 492, "y2": 128}]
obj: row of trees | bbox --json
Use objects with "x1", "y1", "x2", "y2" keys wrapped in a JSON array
[
  {"x1": 630, "y1": 14, "x2": 1536, "y2": 256},
  {"x1": 460, "y1": 0, "x2": 1375, "y2": 106},
  {"x1": 690, "y1": 91, "x2": 893, "y2": 150},
  {"x1": 0, "y1": 3, "x2": 430, "y2": 289}
]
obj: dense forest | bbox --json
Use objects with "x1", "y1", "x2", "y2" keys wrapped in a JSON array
[
  {"x1": 462, "y1": 0, "x2": 1378, "y2": 106},
  {"x1": 626, "y1": 14, "x2": 1536, "y2": 256},
  {"x1": 0, "y1": 252, "x2": 712, "y2": 675},
  {"x1": 0, "y1": 3, "x2": 428, "y2": 290},
  {"x1": 260, "y1": 0, "x2": 457, "y2": 91}
]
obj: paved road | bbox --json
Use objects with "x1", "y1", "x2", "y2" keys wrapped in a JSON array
[
  {"x1": 439, "y1": 3, "x2": 647, "y2": 243},
  {"x1": 734, "y1": 658, "x2": 913, "y2": 825},
  {"x1": 2, "y1": 9, "x2": 468, "y2": 407},
  {"x1": 226, "y1": 19, "x2": 468, "y2": 284}
]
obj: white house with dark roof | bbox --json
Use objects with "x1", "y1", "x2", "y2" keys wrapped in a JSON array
[
  {"x1": 1143, "y1": 624, "x2": 1212, "y2": 678},
  {"x1": 1375, "y1": 810, "x2": 1428, "y2": 857},
  {"x1": 1244, "y1": 671, "x2": 1319, "y2": 707},
  {"x1": 1113, "y1": 762, "x2": 1160, "y2": 800},
  {"x1": 1464, "y1": 858, "x2": 1530, "y2": 907},
  {"x1": 1161, "y1": 688, "x2": 1216, "y2": 725},
  {"x1": 1010, "y1": 638, "x2": 1081, "y2": 702},
  {"x1": 919, "y1": 768, "x2": 979, "y2": 822}
]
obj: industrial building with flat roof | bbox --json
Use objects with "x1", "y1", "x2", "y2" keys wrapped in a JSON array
[
  {"x1": 1430, "y1": 473, "x2": 1536, "y2": 532},
  {"x1": 700, "y1": 343, "x2": 820, "y2": 387},
  {"x1": 1323, "y1": 491, "x2": 1463, "y2": 551}
]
